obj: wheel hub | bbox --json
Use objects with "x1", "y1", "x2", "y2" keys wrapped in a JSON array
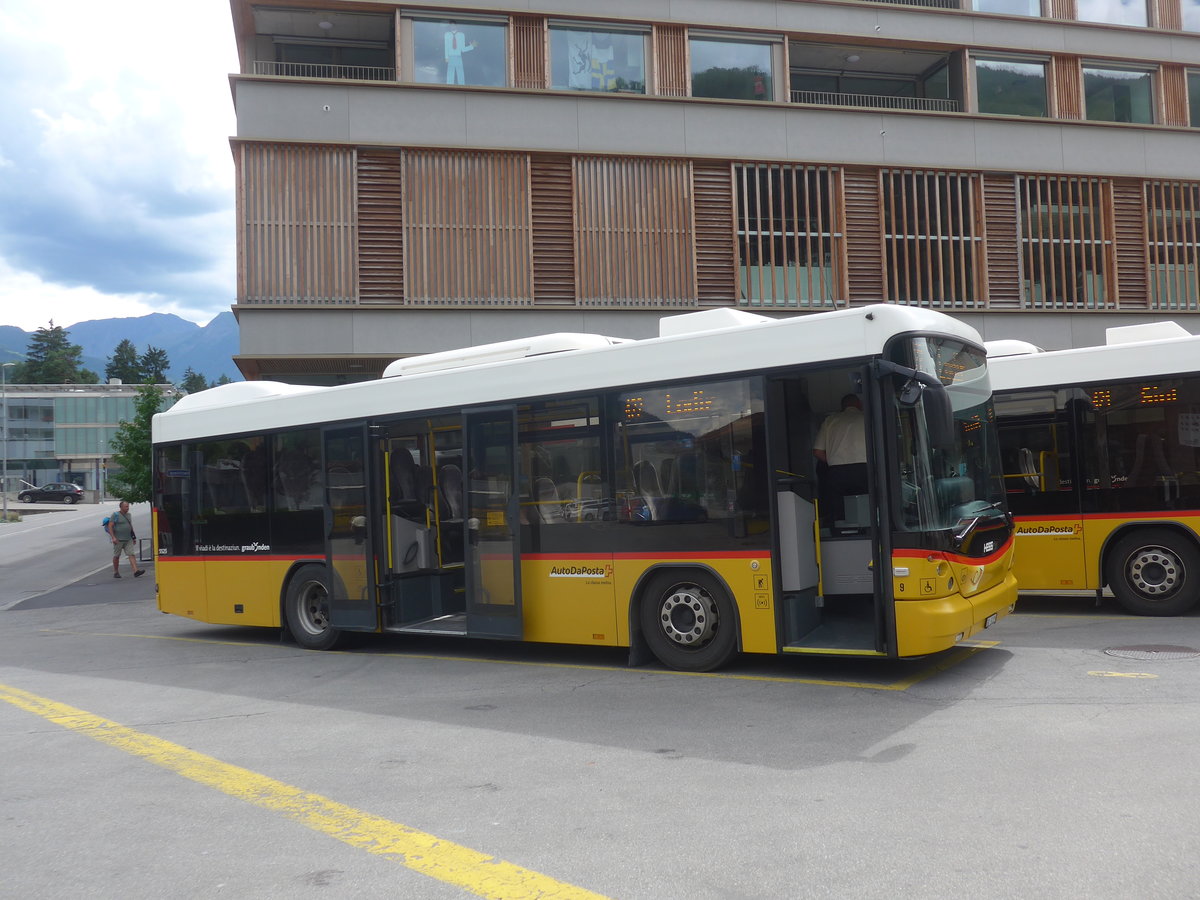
[
  {"x1": 1127, "y1": 547, "x2": 1182, "y2": 596},
  {"x1": 659, "y1": 585, "x2": 717, "y2": 647},
  {"x1": 298, "y1": 582, "x2": 331, "y2": 634}
]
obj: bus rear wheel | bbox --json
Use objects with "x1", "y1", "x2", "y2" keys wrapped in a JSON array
[
  {"x1": 640, "y1": 570, "x2": 737, "y2": 672},
  {"x1": 285, "y1": 565, "x2": 342, "y2": 650},
  {"x1": 1106, "y1": 529, "x2": 1200, "y2": 616}
]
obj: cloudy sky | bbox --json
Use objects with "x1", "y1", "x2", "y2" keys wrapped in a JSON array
[{"x1": 0, "y1": 1, "x2": 238, "y2": 331}]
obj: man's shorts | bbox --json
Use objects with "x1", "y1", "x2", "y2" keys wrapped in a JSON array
[{"x1": 113, "y1": 539, "x2": 136, "y2": 557}]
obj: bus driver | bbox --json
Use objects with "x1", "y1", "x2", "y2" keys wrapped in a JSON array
[{"x1": 813, "y1": 393, "x2": 867, "y2": 526}]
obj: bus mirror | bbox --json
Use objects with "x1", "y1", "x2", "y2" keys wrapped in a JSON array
[{"x1": 923, "y1": 384, "x2": 957, "y2": 452}]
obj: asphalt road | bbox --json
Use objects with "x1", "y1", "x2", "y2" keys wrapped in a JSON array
[{"x1": 2, "y1": 505, "x2": 1199, "y2": 898}]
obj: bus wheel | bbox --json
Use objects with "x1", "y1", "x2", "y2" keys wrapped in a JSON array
[
  {"x1": 1106, "y1": 530, "x2": 1200, "y2": 616},
  {"x1": 640, "y1": 570, "x2": 737, "y2": 672},
  {"x1": 285, "y1": 565, "x2": 342, "y2": 650}
]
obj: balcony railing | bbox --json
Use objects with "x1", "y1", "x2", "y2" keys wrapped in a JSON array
[
  {"x1": 253, "y1": 60, "x2": 396, "y2": 82},
  {"x1": 870, "y1": 0, "x2": 960, "y2": 8},
  {"x1": 790, "y1": 90, "x2": 960, "y2": 112}
]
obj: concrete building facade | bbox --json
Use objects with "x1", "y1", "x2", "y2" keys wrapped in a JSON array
[{"x1": 228, "y1": 0, "x2": 1200, "y2": 383}]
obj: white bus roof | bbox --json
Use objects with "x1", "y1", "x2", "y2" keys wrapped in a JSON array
[
  {"x1": 154, "y1": 304, "x2": 983, "y2": 444},
  {"x1": 988, "y1": 321, "x2": 1200, "y2": 392}
]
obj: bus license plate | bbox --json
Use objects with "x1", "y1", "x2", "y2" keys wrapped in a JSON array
[{"x1": 984, "y1": 613, "x2": 998, "y2": 628}]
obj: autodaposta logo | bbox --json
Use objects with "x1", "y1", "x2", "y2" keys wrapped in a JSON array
[
  {"x1": 1015, "y1": 524, "x2": 1078, "y2": 536},
  {"x1": 550, "y1": 564, "x2": 614, "y2": 579}
]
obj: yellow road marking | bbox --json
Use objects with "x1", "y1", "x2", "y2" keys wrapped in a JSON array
[
  {"x1": 0, "y1": 682, "x2": 609, "y2": 900},
  {"x1": 1087, "y1": 671, "x2": 1159, "y2": 679},
  {"x1": 38, "y1": 628, "x2": 997, "y2": 690}
]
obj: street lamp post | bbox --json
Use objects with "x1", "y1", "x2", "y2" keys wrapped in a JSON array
[{"x1": 2, "y1": 362, "x2": 14, "y2": 524}]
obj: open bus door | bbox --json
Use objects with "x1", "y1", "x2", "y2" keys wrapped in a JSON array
[
  {"x1": 322, "y1": 425, "x2": 378, "y2": 631},
  {"x1": 463, "y1": 408, "x2": 523, "y2": 639}
]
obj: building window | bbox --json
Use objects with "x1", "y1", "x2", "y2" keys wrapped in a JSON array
[
  {"x1": 972, "y1": 0, "x2": 1042, "y2": 15},
  {"x1": 735, "y1": 163, "x2": 840, "y2": 309},
  {"x1": 1185, "y1": 0, "x2": 1200, "y2": 31},
  {"x1": 1190, "y1": 70, "x2": 1200, "y2": 125},
  {"x1": 690, "y1": 37, "x2": 774, "y2": 101},
  {"x1": 973, "y1": 58, "x2": 1047, "y2": 117},
  {"x1": 549, "y1": 25, "x2": 647, "y2": 93},
  {"x1": 273, "y1": 41, "x2": 393, "y2": 80},
  {"x1": 1019, "y1": 176, "x2": 1112, "y2": 309},
  {"x1": 882, "y1": 170, "x2": 983, "y2": 308},
  {"x1": 1076, "y1": 0, "x2": 1148, "y2": 26},
  {"x1": 1083, "y1": 66, "x2": 1154, "y2": 123},
  {"x1": 1147, "y1": 181, "x2": 1200, "y2": 312},
  {"x1": 412, "y1": 18, "x2": 507, "y2": 86}
]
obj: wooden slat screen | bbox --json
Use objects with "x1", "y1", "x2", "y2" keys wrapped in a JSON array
[
  {"x1": 693, "y1": 162, "x2": 737, "y2": 306},
  {"x1": 1050, "y1": 56, "x2": 1082, "y2": 119},
  {"x1": 1159, "y1": 65, "x2": 1189, "y2": 127},
  {"x1": 843, "y1": 167, "x2": 884, "y2": 303},
  {"x1": 881, "y1": 169, "x2": 983, "y2": 309},
  {"x1": 981, "y1": 174, "x2": 1022, "y2": 309},
  {"x1": 1018, "y1": 175, "x2": 1113, "y2": 309},
  {"x1": 735, "y1": 163, "x2": 841, "y2": 309},
  {"x1": 1150, "y1": 0, "x2": 1182, "y2": 29},
  {"x1": 1146, "y1": 180, "x2": 1200, "y2": 312},
  {"x1": 357, "y1": 149, "x2": 404, "y2": 305},
  {"x1": 574, "y1": 156, "x2": 695, "y2": 307},
  {"x1": 530, "y1": 155, "x2": 575, "y2": 305},
  {"x1": 512, "y1": 16, "x2": 547, "y2": 89},
  {"x1": 1045, "y1": 0, "x2": 1077, "y2": 18},
  {"x1": 1112, "y1": 179, "x2": 1148, "y2": 309},
  {"x1": 239, "y1": 143, "x2": 356, "y2": 305},
  {"x1": 404, "y1": 150, "x2": 533, "y2": 306},
  {"x1": 654, "y1": 25, "x2": 689, "y2": 98}
]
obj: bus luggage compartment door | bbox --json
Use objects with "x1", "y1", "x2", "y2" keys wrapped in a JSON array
[{"x1": 463, "y1": 408, "x2": 523, "y2": 639}]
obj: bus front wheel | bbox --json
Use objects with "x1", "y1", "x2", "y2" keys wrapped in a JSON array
[
  {"x1": 640, "y1": 570, "x2": 737, "y2": 672},
  {"x1": 1106, "y1": 529, "x2": 1200, "y2": 616},
  {"x1": 285, "y1": 565, "x2": 342, "y2": 650}
]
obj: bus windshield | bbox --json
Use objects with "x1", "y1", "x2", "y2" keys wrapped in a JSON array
[{"x1": 892, "y1": 337, "x2": 1006, "y2": 535}]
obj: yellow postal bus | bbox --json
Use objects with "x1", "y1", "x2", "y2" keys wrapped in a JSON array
[
  {"x1": 990, "y1": 321, "x2": 1200, "y2": 615},
  {"x1": 152, "y1": 305, "x2": 1016, "y2": 670}
]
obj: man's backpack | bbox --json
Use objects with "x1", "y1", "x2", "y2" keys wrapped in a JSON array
[{"x1": 101, "y1": 515, "x2": 111, "y2": 532}]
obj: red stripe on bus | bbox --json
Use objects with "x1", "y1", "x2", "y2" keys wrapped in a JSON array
[
  {"x1": 893, "y1": 535, "x2": 1014, "y2": 567},
  {"x1": 157, "y1": 555, "x2": 324, "y2": 563},
  {"x1": 1014, "y1": 511, "x2": 1200, "y2": 522},
  {"x1": 522, "y1": 551, "x2": 770, "y2": 561}
]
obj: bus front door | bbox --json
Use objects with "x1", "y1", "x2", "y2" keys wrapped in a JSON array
[
  {"x1": 463, "y1": 408, "x2": 523, "y2": 639},
  {"x1": 322, "y1": 425, "x2": 377, "y2": 631}
]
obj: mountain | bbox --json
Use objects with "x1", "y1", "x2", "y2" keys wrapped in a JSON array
[{"x1": 0, "y1": 312, "x2": 241, "y2": 384}]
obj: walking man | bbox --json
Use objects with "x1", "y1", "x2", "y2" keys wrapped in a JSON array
[{"x1": 108, "y1": 500, "x2": 146, "y2": 578}]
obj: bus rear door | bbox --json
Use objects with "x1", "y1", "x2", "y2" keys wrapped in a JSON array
[{"x1": 322, "y1": 424, "x2": 378, "y2": 630}]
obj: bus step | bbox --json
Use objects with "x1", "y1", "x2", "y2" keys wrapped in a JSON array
[{"x1": 384, "y1": 613, "x2": 468, "y2": 636}]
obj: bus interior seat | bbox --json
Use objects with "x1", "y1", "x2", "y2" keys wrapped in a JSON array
[
  {"x1": 390, "y1": 450, "x2": 425, "y2": 520},
  {"x1": 935, "y1": 475, "x2": 974, "y2": 509},
  {"x1": 633, "y1": 459, "x2": 665, "y2": 519},
  {"x1": 660, "y1": 457, "x2": 678, "y2": 496},
  {"x1": 1019, "y1": 447, "x2": 1040, "y2": 490},
  {"x1": 533, "y1": 476, "x2": 561, "y2": 523},
  {"x1": 437, "y1": 464, "x2": 465, "y2": 564}
]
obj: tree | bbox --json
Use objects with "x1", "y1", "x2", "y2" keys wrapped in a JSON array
[
  {"x1": 107, "y1": 384, "x2": 163, "y2": 503},
  {"x1": 105, "y1": 339, "x2": 144, "y2": 384},
  {"x1": 22, "y1": 321, "x2": 93, "y2": 384},
  {"x1": 139, "y1": 346, "x2": 170, "y2": 383},
  {"x1": 216, "y1": 374, "x2": 233, "y2": 386},
  {"x1": 180, "y1": 367, "x2": 208, "y2": 394}
]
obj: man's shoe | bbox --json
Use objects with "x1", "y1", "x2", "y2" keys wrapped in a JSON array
[
  {"x1": 113, "y1": 572, "x2": 121, "y2": 578},
  {"x1": 134, "y1": 569, "x2": 146, "y2": 578}
]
